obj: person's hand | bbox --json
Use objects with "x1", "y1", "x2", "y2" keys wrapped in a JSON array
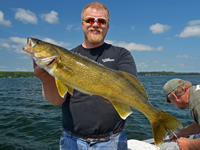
[
  {"x1": 177, "y1": 137, "x2": 190, "y2": 150},
  {"x1": 33, "y1": 60, "x2": 56, "y2": 86},
  {"x1": 33, "y1": 60, "x2": 48, "y2": 78},
  {"x1": 101, "y1": 97, "x2": 111, "y2": 104},
  {"x1": 33, "y1": 60, "x2": 55, "y2": 82},
  {"x1": 169, "y1": 132, "x2": 180, "y2": 142}
]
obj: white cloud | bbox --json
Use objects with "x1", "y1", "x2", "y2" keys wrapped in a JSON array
[
  {"x1": 15, "y1": 8, "x2": 37, "y2": 24},
  {"x1": 176, "y1": 20, "x2": 200, "y2": 38},
  {"x1": 0, "y1": 37, "x2": 71, "y2": 53},
  {"x1": 41, "y1": 10, "x2": 59, "y2": 24},
  {"x1": 10, "y1": 37, "x2": 27, "y2": 53},
  {"x1": 176, "y1": 26, "x2": 200, "y2": 38},
  {"x1": 66, "y1": 24, "x2": 73, "y2": 30},
  {"x1": 178, "y1": 63, "x2": 184, "y2": 67},
  {"x1": 75, "y1": 27, "x2": 81, "y2": 31},
  {"x1": 149, "y1": 23, "x2": 171, "y2": 34},
  {"x1": 153, "y1": 61, "x2": 158, "y2": 63},
  {"x1": 138, "y1": 62, "x2": 148, "y2": 68},
  {"x1": 20, "y1": 56, "x2": 30, "y2": 59},
  {"x1": 0, "y1": 37, "x2": 27, "y2": 53},
  {"x1": 10, "y1": 37, "x2": 26, "y2": 45},
  {"x1": 16, "y1": 67, "x2": 28, "y2": 71},
  {"x1": 188, "y1": 20, "x2": 200, "y2": 26},
  {"x1": 11, "y1": 45, "x2": 24, "y2": 53},
  {"x1": 176, "y1": 55, "x2": 191, "y2": 58},
  {"x1": 0, "y1": 10, "x2": 12, "y2": 26},
  {"x1": 105, "y1": 40, "x2": 163, "y2": 51},
  {"x1": 0, "y1": 66, "x2": 6, "y2": 68},
  {"x1": 161, "y1": 64, "x2": 167, "y2": 67},
  {"x1": 105, "y1": 40, "x2": 115, "y2": 45},
  {"x1": 66, "y1": 25, "x2": 81, "y2": 31},
  {"x1": 43, "y1": 38, "x2": 71, "y2": 47},
  {"x1": 1, "y1": 43, "x2": 10, "y2": 48}
]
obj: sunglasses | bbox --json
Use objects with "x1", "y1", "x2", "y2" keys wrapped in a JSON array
[{"x1": 83, "y1": 16, "x2": 108, "y2": 25}]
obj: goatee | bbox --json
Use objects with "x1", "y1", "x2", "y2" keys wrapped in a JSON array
[{"x1": 87, "y1": 27, "x2": 104, "y2": 44}]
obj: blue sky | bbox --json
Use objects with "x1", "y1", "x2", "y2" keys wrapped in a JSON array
[{"x1": 0, "y1": 0, "x2": 200, "y2": 72}]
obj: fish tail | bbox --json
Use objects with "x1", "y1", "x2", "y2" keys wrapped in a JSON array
[{"x1": 150, "y1": 110, "x2": 183, "y2": 146}]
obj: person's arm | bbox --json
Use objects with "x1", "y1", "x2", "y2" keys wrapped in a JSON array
[
  {"x1": 178, "y1": 122, "x2": 200, "y2": 137},
  {"x1": 33, "y1": 61, "x2": 66, "y2": 106},
  {"x1": 169, "y1": 122, "x2": 200, "y2": 142}
]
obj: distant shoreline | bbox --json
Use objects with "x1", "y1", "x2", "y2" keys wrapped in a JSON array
[{"x1": 0, "y1": 71, "x2": 199, "y2": 78}]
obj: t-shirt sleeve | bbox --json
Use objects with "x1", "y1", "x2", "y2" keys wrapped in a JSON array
[
  {"x1": 192, "y1": 104, "x2": 200, "y2": 125},
  {"x1": 116, "y1": 48, "x2": 138, "y2": 78}
]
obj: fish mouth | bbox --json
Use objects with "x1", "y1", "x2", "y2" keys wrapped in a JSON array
[
  {"x1": 22, "y1": 37, "x2": 59, "y2": 67},
  {"x1": 22, "y1": 38, "x2": 34, "y2": 54},
  {"x1": 23, "y1": 38, "x2": 32, "y2": 50},
  {"x1": 22, "y1": 37, "x2": 38, "y2": 59}
]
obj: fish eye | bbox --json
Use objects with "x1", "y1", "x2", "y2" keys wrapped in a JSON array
[{"x1": 37, "y1": 40, "x2": 42, "y2": 44}]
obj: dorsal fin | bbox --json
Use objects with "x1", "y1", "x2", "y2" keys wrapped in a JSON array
[{"x1": 70, "y1": 51, "x2": 104, "y2": 67}]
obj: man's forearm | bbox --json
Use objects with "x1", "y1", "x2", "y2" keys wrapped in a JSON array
[
  {"x1": 40, "y1": 75, "x2": 66, "y2": 106},
  {"x1": 189, "y1": 138, "x2": 200, "y2": 150},
  {"x1": 178, "y1": 122, "x2": 200, "y2": 137}
]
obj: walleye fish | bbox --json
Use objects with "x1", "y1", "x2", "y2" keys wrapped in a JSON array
[{"x1": 23, "y1": 38, "x2": 183, "y2": 146}]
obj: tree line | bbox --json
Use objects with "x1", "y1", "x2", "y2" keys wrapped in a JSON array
[
  {"x1": 0, "y1": 71, "x2": 35, "y2": 78},
  {"x1": 0, "y1": 71, "x2": 199, "y2": 78},
  {"x1": 138, "y1": 71, "x2": 200, "y2": 76}
]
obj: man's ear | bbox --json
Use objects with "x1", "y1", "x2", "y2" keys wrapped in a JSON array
[{"x1": 172, "y1": 93, "x2": 178, "y2": 101}]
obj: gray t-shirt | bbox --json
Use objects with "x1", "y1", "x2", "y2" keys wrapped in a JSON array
[{"x1": 189, "y1": 85, "x2": 200, "y2": 125}]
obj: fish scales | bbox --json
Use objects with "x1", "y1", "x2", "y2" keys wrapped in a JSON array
[{"x1": 54, "y1": 47, "x2": 135, "y2": 101}]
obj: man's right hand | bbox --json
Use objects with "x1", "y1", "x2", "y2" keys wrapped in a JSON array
[
  {"x1": 33, "y1": 60, "x2": 66, "y2": 106},
  {"x1": 169, "y1": 132, "x2": 180, "y2": 142},
  {"x1": 33, "y1": 60, "x2": 49, "y2": 79}
]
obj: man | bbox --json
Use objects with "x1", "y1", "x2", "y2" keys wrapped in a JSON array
[
  {"x1": 163, "y1": 78, "x2": 200, "y2": 150},
  {"x1": 33, "y1": 2, "x2": 138, "y2": 150}
]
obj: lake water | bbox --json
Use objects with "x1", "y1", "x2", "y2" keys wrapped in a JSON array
[{"x1": 0, "y1": 75, "x2": 200, "y2": 150}]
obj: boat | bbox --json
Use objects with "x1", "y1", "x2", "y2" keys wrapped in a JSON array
[{"x1": 128, "y1": 135, "x2": 194, "y2": 150}]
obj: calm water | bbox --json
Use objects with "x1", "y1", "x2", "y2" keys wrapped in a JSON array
[{"x1": 0, "y1": 75, "x2": 200, "y2": 150}]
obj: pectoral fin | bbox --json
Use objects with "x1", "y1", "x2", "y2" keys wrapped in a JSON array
[
  {"x1": 55, "y1": 78, "x2": 74, "y2": 97},
  {"x1": 111, "y1": 101, "x2": 133, "y2": 120}
]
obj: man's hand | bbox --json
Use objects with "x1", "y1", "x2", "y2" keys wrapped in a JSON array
[
  {"x1": 33, "y1": 60, "x2": 65, "y2": 106},
  {"x1": 169, "y1": 132, "x2": 180, "y2": 142},
  {"x1": 177, "y1": 137, "x2": 190, "y2": 150},
  {"x1": 33, "y1": 61, "x2": 49, "y2": 78},
  {"x1": 33, "y1": 60, "x2": 54, "y2": 83}
]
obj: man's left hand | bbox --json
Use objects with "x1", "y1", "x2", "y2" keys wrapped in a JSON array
[{"x1": 177, "y1": 137, "x2": 190, "y2": 150}]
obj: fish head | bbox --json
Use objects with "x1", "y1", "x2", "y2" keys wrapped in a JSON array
[{"x1": 23, "y1": 37, "x2": 60, "y2": 68}]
